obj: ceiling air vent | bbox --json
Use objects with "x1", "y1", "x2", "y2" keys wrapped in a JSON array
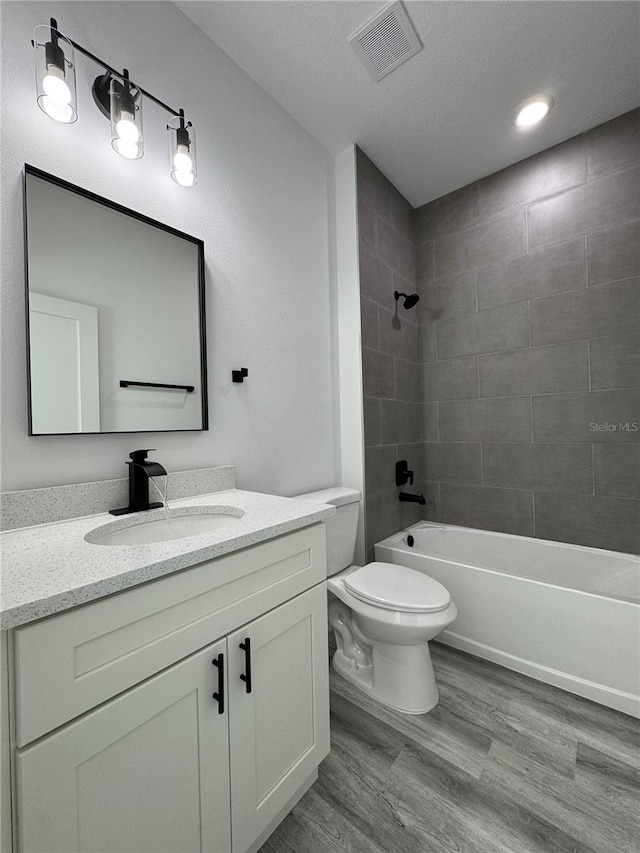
[{"x1": 349, "y1": 1, "x2": 422, "y2": 81}]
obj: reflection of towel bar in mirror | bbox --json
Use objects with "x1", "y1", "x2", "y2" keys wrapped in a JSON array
[{"x1": 120, "y1": 380, "x2": 195, "y2": 392}]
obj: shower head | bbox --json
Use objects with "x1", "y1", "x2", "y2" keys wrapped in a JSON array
[
  {"x1": 403, "y1": 293, "x2": 420, "y2": 309},
  {"x1": 394, "y1": 291, "x2": 420, "y2": 310}
]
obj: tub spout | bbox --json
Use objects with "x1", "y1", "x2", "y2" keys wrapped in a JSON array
[{"x1": 399, "y1": 492, "x2": 426, "y2": 505}]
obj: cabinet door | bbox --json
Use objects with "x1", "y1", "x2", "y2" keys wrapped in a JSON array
[
  {"x1": 228, "y1": 585, "x2": 330, "y2": 853},
  {"x1": 17, "y1": 640, "x2": 231, "y2": 853}
]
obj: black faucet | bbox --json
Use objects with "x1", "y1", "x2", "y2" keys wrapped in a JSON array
[
  {"x1": 396, "y1": 460, "x2": 414, "y2": 487},
  {"x1": 110, "y1": 449, "x2": 168, "y2": 515},
  {"x1": 399, "y1": 492, "x2": 426, "y2": 505}
]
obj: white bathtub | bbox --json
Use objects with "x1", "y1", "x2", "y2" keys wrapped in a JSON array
[{"x1": 375, "y1": 522, "x2": 640, "y2": 718}]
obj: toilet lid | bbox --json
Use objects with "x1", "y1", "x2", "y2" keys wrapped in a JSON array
[{"x1": 344, "y1": 562, "x2": 451, "y2": 613}]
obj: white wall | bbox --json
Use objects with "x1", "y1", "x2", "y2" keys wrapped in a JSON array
[
  {"x1": 333, "y1": 147, "x2": 366, "y2": 565},
  {"x1": 1, "y1": 1, "x2": 337, "y2": 494}
]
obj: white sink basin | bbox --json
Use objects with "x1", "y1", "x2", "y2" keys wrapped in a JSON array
[{"x1": 85, "y1": 506, "x2": 244, "y2": 546}]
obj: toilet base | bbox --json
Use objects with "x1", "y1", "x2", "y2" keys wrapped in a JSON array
[{"x1": 331, "y1": 639, "x2": 440, "y2": 715}]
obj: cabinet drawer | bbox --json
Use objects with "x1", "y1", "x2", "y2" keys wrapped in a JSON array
[{"x1": 14, "y1": 524, "x2": 326, "y2": 746}]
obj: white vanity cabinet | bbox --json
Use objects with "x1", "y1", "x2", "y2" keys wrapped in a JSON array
[
  {"x1": 18, "y1": 637, "x2": 233, "y2": 853},
  {"x1": 7, "y1": 523, "x2": 330, "y2": 853}
]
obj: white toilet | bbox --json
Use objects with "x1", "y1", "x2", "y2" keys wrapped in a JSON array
[{"x1": 295, "y1": 487, "x2": 457, "y2": 715}]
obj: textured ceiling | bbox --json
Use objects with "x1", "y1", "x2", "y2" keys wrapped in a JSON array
[{"x1": 177, "y1": 1, "x2": 640, "y2": 206}]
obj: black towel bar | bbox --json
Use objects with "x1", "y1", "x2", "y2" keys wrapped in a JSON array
[{"x1": 119, "y1": 380, "x2": 195, "y2": 392}]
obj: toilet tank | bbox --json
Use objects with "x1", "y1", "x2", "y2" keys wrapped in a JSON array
[{"x1": 294, "y1": 487, "x2": 360, "y2": 576}]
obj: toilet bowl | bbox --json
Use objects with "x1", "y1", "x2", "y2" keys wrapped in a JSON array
[
  {"x1": 295, "y1": 488, "x2": 457, "y2": 715},
  {"x1": 328, "y1": 563, "x2": 457, "y2": 713}
]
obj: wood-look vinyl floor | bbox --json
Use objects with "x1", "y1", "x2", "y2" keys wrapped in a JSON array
[{"x1": 259, "y1": 643, "x2": 640, "y2": 853}]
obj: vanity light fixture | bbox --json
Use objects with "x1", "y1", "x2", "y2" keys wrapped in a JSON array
[
  {"x1": 93, "y1": 68, "x2": 144, "y2": 160},
  {"x1": 33, "y1": 18, "x2": 197, "y2": 184},
  {"x1": 33, "y1": 19, "x2": 77, "y2": 123},
  {"x1": 514, "y1": 94, "x2": 554, "y2": 130},
  {"x1": 168, "y1": 110, "x2": 197, "y2": 186}
]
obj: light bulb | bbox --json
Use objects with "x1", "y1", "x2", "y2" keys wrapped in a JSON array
[
  {"x1": 40, "y1": 96, "x2": 74, "y2": 123},
  {"x1": 173, "y1": 169, "x2": 195, "y2": 187},
  {"x1": 42, "y1": 64, "x2": 71, "y2": 105},
  {"x1": 116, "y1": 110, "x2": 139, "y2": 144},
  {"x1": 168, "y1": 112, "x2": 196, "y2": 186},
  {"x1": 514, "y1": 95, "x2": 554, "y2": 129},
  {"x1": 114, "y1": 138, "x2": 140, "y2": 159},
  {"x1": 173, "y1": 143, "x2": 193, "y2": 173}
]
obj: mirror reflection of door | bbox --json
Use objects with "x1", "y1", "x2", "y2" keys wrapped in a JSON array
[{"x1": 29, "y1": 293, "x2": 100, "y2": 433}]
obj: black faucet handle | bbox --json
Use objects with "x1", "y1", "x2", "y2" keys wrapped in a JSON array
[
  {"x1": 129, "y1": 449, "x2": 156, "y2": 464},
  {"x1": 395, "y1": 460, "x2": 414, "y2": 487}
]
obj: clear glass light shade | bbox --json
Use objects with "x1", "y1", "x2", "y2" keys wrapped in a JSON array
[
  {"x1": 34, "y1": 24, "x2": 77, "y2": 123},
  {"x1": 168, "y1": 115, "x2": 197, "y2": 186},
  {"x1": 110, "y1": 76, "x2": 143, "y2": 159},
  {"x1": 514, "y1": 95, "x2": 554, "y2": 129}
]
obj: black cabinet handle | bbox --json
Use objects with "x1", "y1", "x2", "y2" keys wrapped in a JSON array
[
  {"x1": 212, "y1": 653, "x2": 225, "y2": 714},
  {"x1": 239, "y1": 638, "x2": 252, "y2": 694}
]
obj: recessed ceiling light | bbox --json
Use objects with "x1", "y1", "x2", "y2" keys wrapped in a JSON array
[{"x1": 514, "y1": 95, "x2": 554, "y2": 129}]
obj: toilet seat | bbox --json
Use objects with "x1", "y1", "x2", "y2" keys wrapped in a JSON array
[{"x1": 343, "y1": 562, "x2": 451, "y2": 613}]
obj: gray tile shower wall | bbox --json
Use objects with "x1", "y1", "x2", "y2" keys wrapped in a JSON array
[
  {"x1": 357, "y1": 112, "x2": 639, "y2": 555},
  {"x1": 356, "y1": 149, "x2": 428, "y2": 559},
  {"x1": 412, "y1": 109, "x2": 640, "y2": 553}
]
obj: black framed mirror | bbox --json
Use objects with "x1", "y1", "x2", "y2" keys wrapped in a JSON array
[{"x1": 23, "y1": 165, "x2": 208, "y2": 435}]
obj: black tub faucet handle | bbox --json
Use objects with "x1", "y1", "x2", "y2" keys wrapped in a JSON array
[{"x1": 396, "y1": 460, "x2": 414, "y2": 487}]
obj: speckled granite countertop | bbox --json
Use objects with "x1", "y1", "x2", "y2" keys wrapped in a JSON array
[{"x1": 0, "y1": 490, "x2": 334, "y2": 630}]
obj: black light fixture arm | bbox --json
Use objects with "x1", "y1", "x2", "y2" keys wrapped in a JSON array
[
  {"x1": 44, "y1": 17, "x2": 181, "y2": 117},
  {"x1": 43, "y1": 18, "x2": 65, "y2": 68},
  {"x1": 174, "y1": 108, "x2": 193, "y2": 141}
]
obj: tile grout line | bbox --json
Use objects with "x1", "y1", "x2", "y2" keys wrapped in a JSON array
[
  {"x1": 417, "y1": 273, "x2": 635, "y2": 332},
  {"x1": 474, "y1": 269, "x2": 479, "y2": 314},
  {"x1": 530, "y1": 395, "x2": 534, "y2": 444},
  {"x1": 417, "y1": 335, "x2": 634, "y2": 365},
  {"x1": 417, "y1": 387, "x2": 638, "y2": 405},
  {"x1": 583, "y1": 233, "x2": 589, "y2": 287},
  {"x1": 418, "y1": 479, "x2": 639, "y2": 497},
  {"x1": 432, "y1": 238, "x2": 436, "y2": 286},
  {"x1": 528, "y1": 210, "x2": 640, "y2": 253}
]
